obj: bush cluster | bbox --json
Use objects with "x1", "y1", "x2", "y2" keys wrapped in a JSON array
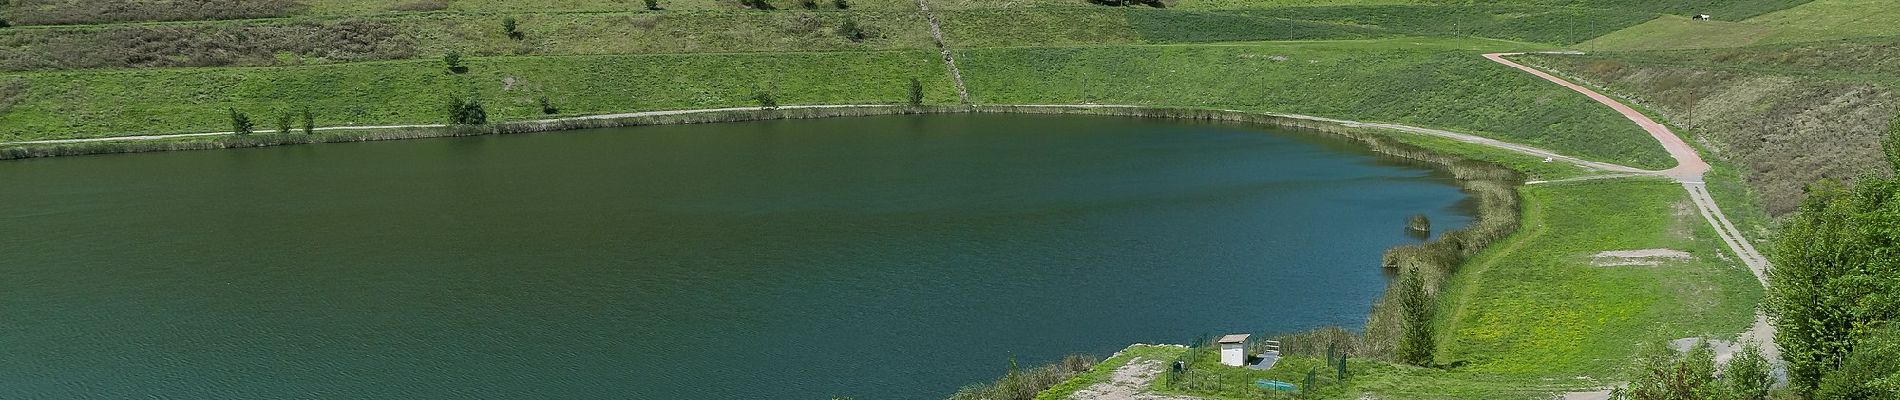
[
  {"x1": 946, "y1": 355, "x2": 1097, "y2": 400},
  {"x1": 446, "y1": 96, "x2": 488, "y2": 125},
  {"x1": 1614, "y1": 340, "x2": 1773, "y2": 400},
  {"x1": 1765, "y1": 133, "x2": 1900, "y2": 396}
]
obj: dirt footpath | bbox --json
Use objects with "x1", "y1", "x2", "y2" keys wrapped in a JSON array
[{"x1": 1069, "y1": 358, "x2": 1203, "y2": 400}]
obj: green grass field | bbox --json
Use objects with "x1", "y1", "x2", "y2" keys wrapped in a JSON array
[
  {"x1": 0, "y1": 51, "x2": 958, "y2": 141},
  {"x1": 1581, "y1": 0, "x2": 1900, "y2": 50},
  {"x1": 957, "y1": 38, "x2": 1677, "y2": 169},
  {"x1": 1435, "y1": 178, "x2": 1760, "y2": 377}
]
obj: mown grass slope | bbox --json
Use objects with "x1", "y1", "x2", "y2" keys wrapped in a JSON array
[
  {"x1": 1581, "y1": 0, "x2": 1900, "y2": 51},
  {"x1": 1435, "y1": 178, "x2": 1760, "y2": 376},
  {"x1": 0, "y1": 11, "x2": 935, "y2": 71},
  {"x1": 1520, "y1": 41, "x2": 1899, "y2": 216},
  {"x1": 0, "y1": 51, "x2": 958, "y2": 141},
  {"x1": 957, "y1": 38, "x2": 1677, "y2": 169}
]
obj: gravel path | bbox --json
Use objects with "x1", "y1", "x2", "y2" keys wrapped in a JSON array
[
  {"x1": 1068, "y1": 358, "x2": 1202, "y2": 400},
  {"x1": 1485, "y1": 52, "x2": 1780, "y2": 393}
]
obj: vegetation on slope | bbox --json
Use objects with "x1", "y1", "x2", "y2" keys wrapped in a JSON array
[
  {"x1": 0, "y1": 51, "x2": 958, "y2": 141},
  {"x1": 957, "y1": 39, "x2": 1677, "y2": 169},
  {"x1": 1766, "y1": 138, "x2": 1900, "y2": 395},
  {"x1": 1581, "y1": 0, "x2": 1900, "y2": 51},
  {"x1": 0, "y1": 11, "x2": 935, "y2": 71},
  {"x1": 1434, "y1": 178, "x2": 1760, "y2": 378},
  {"x1": 1520, "y1": 45, "x2": 1898, "y2": 216}
]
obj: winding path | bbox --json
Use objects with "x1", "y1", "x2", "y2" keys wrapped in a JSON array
[{"x1": 1485, "y1": 52, "x2": 1780, "y2": 398}]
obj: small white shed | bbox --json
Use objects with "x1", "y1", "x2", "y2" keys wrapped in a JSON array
[
  {"x1": 1218, "y1": 334, "x2": 1250, "y2": 367},
  {"x1": 1693, "y1": 14, "x2": 1713, "y2": 20}
]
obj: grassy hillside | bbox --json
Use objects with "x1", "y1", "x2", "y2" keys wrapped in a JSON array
[
  {"x1": 1581, "y1": 0, "x2": 1900, "y2": 51},
  {"x1": 0, "y1": 11, "x2": 936, "y2": 71},
  {"x1": 0, "y1": 51, "x2": 959, "y2": 141},
  {"x1": 1520, "y1": 43, "x2": 1899, "y2": 216},
  {"x1": 1436, "y1": 178, "x2": 1760, "y2": 376},
  {"x1": 957, "y1": 39, "x2": 1677, "y2": 169}
]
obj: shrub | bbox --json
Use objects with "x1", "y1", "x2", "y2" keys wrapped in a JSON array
[
  {"x1": 228, "y1": 108, "x2": 253, "y2": 135},
  {"x1": 739, "y1": 0, "x2": 773, "y2": 10},
  {"x1": 300, "y1": 109, "x2": 315, "y2": 134},
  {"x1": 837, "y1": 18, "x2": 866, "y2": 42},
  {"x1": 538, "y1": 96, "x2": 559, "y2": 115},
  {"x1": 1395, "y1": 270, "x2": 1434, "y2": 366},
  {"x1": 446, "y1": 96, "x2": 488, "y2": 125},
  {"x1": 1766, "y1": 137, "x2": 1900, "y2": 393},
  {"x1": 947, "y1": 354, "x2": 1098, "y2": 400},
  {"x1": 645, "y1": 0, "x2": 661, "y2": 10},
  {"x1": 1616, "y1": 340, "x2": 1719, "y2": 400},
  {"x1": 799, "y1": 0, "x2": 817, "y2": 9},
  {"x1": 753, "y1": 89, "x2": 778, "y2": 110},
  {"x1": 1815, "y1": 325, "x2": 1900, "y2": 399},
  {"x1": 443, "y1": 49, "x2": 465, "y2": 73},
  {"x1": 907, "y1": 77, "x2": 924, "y2": 106},
  {"x1": 833, "y1": 0, "x2": 848, "y2": 9},
  {"x1": 1724, "y1": 341, "x2": 1774, "y2": 400},
  {"x1": 1407, "y1": 214, "x2": 1431, "y2": 233},
  {"x1": 277, "y1": 112, "x2": 294, "y2": 134},
  {"x1": 503, "y1": 16, "x2": 523, "y2": 40}
]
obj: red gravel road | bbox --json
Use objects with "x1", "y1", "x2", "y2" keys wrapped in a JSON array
[
  {"x1": 1485, "y1": 52, "x2": 1779, "y2": 398},
  {"x1": 1484, "y1": 53, "x2": 1711, "y2": 183}
]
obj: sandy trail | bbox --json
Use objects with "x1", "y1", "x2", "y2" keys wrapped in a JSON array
[{"x1": 1068, "y1": 358, "x2": 1201, "y2": 400}]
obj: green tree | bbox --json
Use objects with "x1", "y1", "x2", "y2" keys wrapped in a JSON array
[
  {"x1": 832, "y1": 0, "x2": 848, "y2": 9},
  {"x1": 228, "y1": 108, "x2": 253, "y2": 135},
  {"x1": 1816, "y1": 325, "x2": 1900, "y2": 399},
  {"x1": 300, "y1": 109, "x2": 315, "y2": 134},
  {"x1": 907, "y1": 77, "x2": 924, "y2": 106},
  {"x1": 443, "y1": 49, "x2": 465, "y2": 73},
  {"x1": 1766, "y1": 133, "x2": 1900, "y2": 393},
  {"x1": 645, "y1": 0, "x2": 661, "y2": 10},
  {"x1": 799, "y1": 0, "x2": 817, "y2": 9},
  {"x1": 1723, "y1": 341, "x2": 1773, "y2": 400},
  {"x1": 503, "y1": 16, "x2": 523, "y2": 40},
  {"x1": 446, "y1": 96, "x2": 487, "y2": 125},
  {"x1": 753, "y1": 89, "x2": 778, "y2": 110},
  {"x1": 277, "y1": 112, "x2": 294, "y2": 134},
  {"x1": 1395, "y1": 270, "x2": 1434, "y2": 366}
]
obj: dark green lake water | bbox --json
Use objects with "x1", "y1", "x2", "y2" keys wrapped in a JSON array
[{"x1": 0, "y1": 114, "x2": 1470, "y2": 399}]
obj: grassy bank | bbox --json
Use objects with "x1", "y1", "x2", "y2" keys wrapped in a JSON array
[
  {"x1": 0, "y1": 105, "x2": 964, "y2": 160},
  {"x1": 0, "y1": 50, "x2": 957, "y2": 142},
  {"x1": 957, "y1": 39, "x2": 1677, "y2": 170}
]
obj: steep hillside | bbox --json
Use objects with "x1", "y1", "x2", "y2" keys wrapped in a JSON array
[
  {"x1": 1524, "y1": 38, "x2": 1900, "y2": 216},
  {"x1": 1581, "y1": 0, "x2": 1900, "y2": 51}
]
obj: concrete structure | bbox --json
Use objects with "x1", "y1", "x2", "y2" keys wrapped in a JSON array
[{"x1": 1218, "y1": 334, "x2": 1250, "y2": 366}]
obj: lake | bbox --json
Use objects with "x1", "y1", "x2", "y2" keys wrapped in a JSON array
[{"x1": 0, "y1": 114, "x2": 1470, "y2": 399}]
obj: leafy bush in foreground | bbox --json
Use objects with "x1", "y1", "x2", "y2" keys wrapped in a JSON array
[{"x1": 1767, "y1": 134, "x2": 1900, "y2": 393}]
